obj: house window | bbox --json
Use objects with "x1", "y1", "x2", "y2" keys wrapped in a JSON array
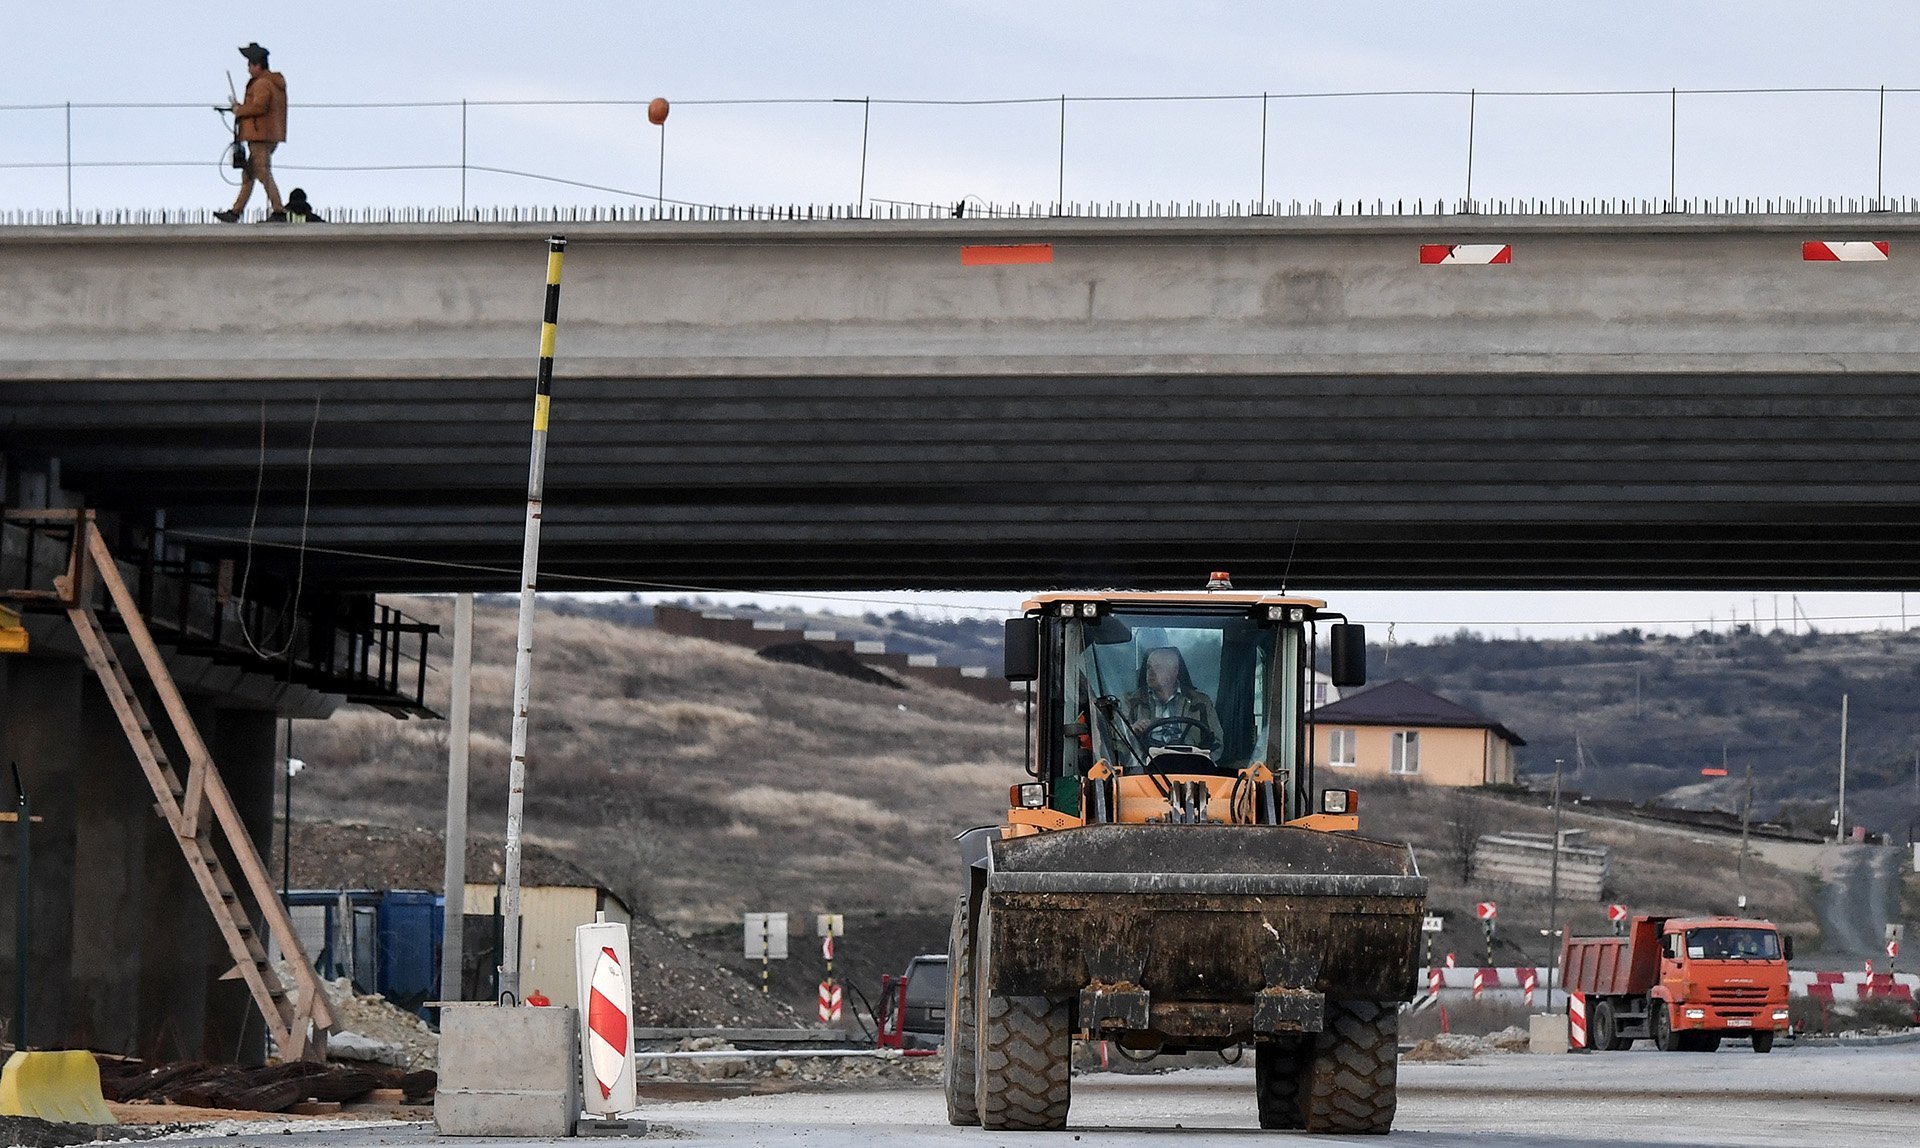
[
  {"x1": 1389, "y1": 731, "x2": 1420, "y2": 775},
  {"x1": 1328, "y1": 728, "x2": 1356, "y2": 767},
  {"x1": 1313, "y1": 682, "x2": 1328, "y2": 706}
]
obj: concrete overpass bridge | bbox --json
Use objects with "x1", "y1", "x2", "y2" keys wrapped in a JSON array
[
  {"x1": 1, "y1": 210, "x2": 1919, "y2": 1062},
  {"x1": 5, "y1": 212, "x2": 1920, "y2": 593}
]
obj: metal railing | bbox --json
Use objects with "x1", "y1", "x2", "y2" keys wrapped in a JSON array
[
  {"x1": 0, "y1": 511, "x2": 438, "y2": 715},
  {"x1": 4, "y1": 85, "x2": 1920, "y2": 222}
]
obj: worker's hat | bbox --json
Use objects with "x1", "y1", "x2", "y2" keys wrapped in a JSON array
[{"x1": 238, "y1": 42, "x2": 270, "y2": 65}]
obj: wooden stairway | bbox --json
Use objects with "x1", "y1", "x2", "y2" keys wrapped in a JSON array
[{"x1": 48, "y1": 514, "x2": 332, "y2": 1059}]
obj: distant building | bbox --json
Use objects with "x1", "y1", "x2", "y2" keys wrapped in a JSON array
[{"x1": 1311, "y1": 679, "x2": 1523, "y2": 787}]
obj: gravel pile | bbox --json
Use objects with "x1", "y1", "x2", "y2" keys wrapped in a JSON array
[
  {"x1": 1402, "y1": 1025, "x2": 1531, "y2": 1062},
  {"x1": 273, "y1": 962, "x2": 439, "y2": 1070}
]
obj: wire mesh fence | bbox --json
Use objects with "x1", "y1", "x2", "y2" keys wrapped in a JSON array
[{"x1": 3, "y1": 86, "x2": 1919, "y2": 224}]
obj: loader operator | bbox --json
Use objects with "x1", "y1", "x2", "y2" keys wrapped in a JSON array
[{"x1": 1123, "y1": 646, "x2": 1225, "y2": 752}]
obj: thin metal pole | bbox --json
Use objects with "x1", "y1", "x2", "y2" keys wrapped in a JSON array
[
  {"x1": 1669, "y1": 88, "x2": 1678, "y2": 209},
  {"x1": 460, "y1": 99, "x2": 469, "y2": 216},
  {"x1": 859, "y1": 97, "x2": 871, "y2": 215},
  {"x1": 1464, "y1": 90, "x2": 1476, "y2": 211},
  {"x1": 13, "y1": 765, "x2": 30, "y2": 1050},
  {"x1": 1258, "y1": 92, "x2": 1269, "y2": 206},
  {"x1": 657, "y1": 126, "x2": 666, "y2": 214},
  {"x1": 63, "y1": 102, "x2": 71, "y2": 221},
  {"x1": 1837, "y1": 693, "x2": 1849, "y2": 843},
  {"x1": 1877, "y1": 86, "x2": 1886, "y2": 210},
  {"x1": 1056, "y1": 94, "x2": 1067, "y2": 211},
  {"x1": 440, "y1": 592, "x2": 474, "y2": 1003},
  {"x1": 499, "y1": 236, "x2": 567, "y2": 1006},
  {"x1": 1546, "y1": 757, "x2": 1563, "y2": 1005},
  {"x1": 282, "y1": 717, "x2": 293, "y2": 900}
]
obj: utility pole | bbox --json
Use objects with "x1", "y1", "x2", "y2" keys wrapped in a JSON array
[
  {"x1": 1546, "y1": 757, "x2": 1564, "y2": 1004},
  {"x1": 440, "y1": 592, "x2": 474, "y2": 1003},
  {"x1": 1738, "y1": 760, "x2": 1753, "y2": 898},
  {"x1": 1837, "y1": 693, "x2": 1849, "y2": 844}
]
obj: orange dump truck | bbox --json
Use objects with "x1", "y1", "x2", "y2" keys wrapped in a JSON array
[{"x1": 1560, "y1": 915, "x2": 1792, "y2": 1052}]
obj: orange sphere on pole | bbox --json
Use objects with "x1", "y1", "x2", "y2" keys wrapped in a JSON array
[{"x1": 647, "y1": 97, "x2": 670, "y2": 126}]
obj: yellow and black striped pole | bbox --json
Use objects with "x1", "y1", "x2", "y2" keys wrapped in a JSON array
[{"x1": 499, "y1": 235, "x2": 566, "y2": 1006}]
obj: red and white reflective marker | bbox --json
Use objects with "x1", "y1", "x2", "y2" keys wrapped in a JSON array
[
  {"x1": 1521, "y1": 967, "x2": 1537, "y2": 1007},
  {"x1": 1569, "y1": 992, "x2": 1588, "y2": 1049},
  {"x1": 1803, "y1": 241, "x2": 1889, "y2": 261},
  {"x1": 823, "y1": 935, "x2": 834, "y2": 962},
  {"x1": 1607, "y1": 903, "x2": 1628, "y2": 924},
  {"x1": 1475, "y1": 901, "x2": 1498, "y2": 921},
  {"x1": 1890, "y1": 939, "x2": 1901, "y2": 960},
  {"x1": 818, "y1": 980, "x2": 844, "y2": 1023},
  {"x1": 1445, "y1": 952, "x2": 1457, "y2": 968},
  {"x1": 1472, "y1": 967, "x2": 1489, "y2": 999},
  {"x1": 1429, "y1": 967, "x2": 1442, "y2": 997},
  {"x1": 574, "y1": 917, "x2": 636, "y2": 1114},
  {"x1": 1420, "y1": 243, "x2": 1512, "y2": 265}
]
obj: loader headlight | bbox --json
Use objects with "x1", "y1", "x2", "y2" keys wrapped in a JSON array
[
  {"x1": 1320, "y1": 788, "x2": 1356, "y2": 815},
  {"x1": 1010, "y1": 783, "x2": 1047, "y2": 809},
  {"x1": 1263, "y1": 606, "x2": 1309, "y2": 622}
]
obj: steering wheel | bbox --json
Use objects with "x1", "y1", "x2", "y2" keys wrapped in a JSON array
[{"x1": 1140, "y1": 715, "x2": 1214, "y2": 749}]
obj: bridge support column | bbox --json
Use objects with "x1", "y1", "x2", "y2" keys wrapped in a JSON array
[
  {"x1": 203, "y1": 706, "x2": 277, "y2": 1066},
  {"x1": 0, "y1": 658, "x2": 82, "y2": 1052}
]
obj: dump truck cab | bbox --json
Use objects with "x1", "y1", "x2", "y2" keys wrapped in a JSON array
[{"x1": 945, "y1": 578, "x2": 1428, "y2": 1134}]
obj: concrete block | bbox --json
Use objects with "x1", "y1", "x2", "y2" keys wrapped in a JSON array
[
  {"x1": 1528, "y1": 1012, "x2": 1569, "y2": 1054},
  {"x1": 436, "y1": 1003, "x2": 581, "y2": 1137}
]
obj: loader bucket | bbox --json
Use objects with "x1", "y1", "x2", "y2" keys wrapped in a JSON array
[
  {"x1": 0, "y1": 1050, "x2": 116, "y2": 1125},
  {"x1": 981, "y1": 824, "x2": 1427, "y2": 1014}
]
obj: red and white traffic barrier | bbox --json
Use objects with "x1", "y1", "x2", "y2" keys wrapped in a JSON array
[
  {"x1": 1521, "y1": 967, "x2": 1538, "y2": 1008},
  {"x1": 1472, "y1": 967, "x2": 1491, "y2": 1000},
  {"x1": 1429, "y1": 967, "x2": 1442, "y2": 998},
  {"x1": 575, "y1": 917, "x2": 636, "y2": 1114},
  {"x1": 1421, "y1": 243, "x2": 1511, "y2": 265},
  {"x1": 1568, "y1": 992, "x2": 1588, "y2": 1050},
  {"x1": 1803, "y1": 240, "x2": 1888, "y2": 261}
]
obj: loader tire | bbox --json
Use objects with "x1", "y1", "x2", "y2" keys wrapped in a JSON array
[
  {"x1": 974, "y1": 908, "x2": 1071, "y2": 1131},
  {"x1": 1299, "y1": 998, "x2": 1398, "y2": 1134},
  {"x1": 1254, "y1": 1039, "x2": 1306, "y2": 1129},
  {"x1": 944, "y1": 894, "x2": 980, "y2": 1126}
]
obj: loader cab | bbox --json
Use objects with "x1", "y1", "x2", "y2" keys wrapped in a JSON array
[{"x1": 1009, "y1": 588, "x2": 1358, "y2": 823}]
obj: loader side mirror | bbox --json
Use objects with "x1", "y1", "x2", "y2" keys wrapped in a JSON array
[
  {"x1": 1004, "y1": 617, "x2": 1040, "y2": 682},
  {"x1": 1329, "y1": 623, "x2": 1367, "y2": 687},
  {"x1": 1782, "y1": 934, "x2": 1793, "y2": 961}
]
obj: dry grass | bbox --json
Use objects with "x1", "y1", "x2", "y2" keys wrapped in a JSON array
[{"x1": 293, "y1": 596, "x2": 1021, "y2": 929}]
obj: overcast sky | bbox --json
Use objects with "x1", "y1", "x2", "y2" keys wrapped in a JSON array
[{"x1": 7, "y1": 3, "x2": 1919, "y2": 638}]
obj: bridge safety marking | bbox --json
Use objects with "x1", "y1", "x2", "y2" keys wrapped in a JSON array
[
  {"x1": 961, "y1": 243, "x2": 1054, "y2": 266},
  {"x1": 1803, "y1": 240, "x2": 1889, "y2": 261},
  {"x1": 1419, "y1": 243, "x2": 1511, "y2": 265}
]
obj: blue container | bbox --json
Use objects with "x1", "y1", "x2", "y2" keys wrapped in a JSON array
[{"x1": 376, "y1": 890, "x2": 445, "y2": 1017}]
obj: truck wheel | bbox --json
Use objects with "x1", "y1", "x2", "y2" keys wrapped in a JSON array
[
  {"x1": 1299, "y1": 999, "x2": 1398, "y2": 1134},
  {"x1": 1752, "y1": 1030, "x2": 1774, "y2": 1054},
  {"x1": 1254, "y1": 1040, "x2": 1305, "y2": 1129},
  {"x1": 974, "y1": 907, "x2": 1071, "y2": 1131},
  {"x1": 943, "y1": 893, "x2": 979, "y2": 1126},
  {"x1": 1590, "y1": 1001, "x2": 1615, "y2": 1052},
  {"x1": 1652, "y1": 1002, "x2": 1680, "y2": 1052}
]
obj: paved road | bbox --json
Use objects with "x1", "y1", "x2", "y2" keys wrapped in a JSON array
[
  {"x1": 132, "y1": 1042, "x2": 1919, "y2": 1147},
  {"x1": 1814, "y1": 846, "x2": 1901, "y2": 959}
]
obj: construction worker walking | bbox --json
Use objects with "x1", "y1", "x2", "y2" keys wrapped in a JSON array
[{"x1": 215, "y1": 42, "x2": 287, "y2": 222}]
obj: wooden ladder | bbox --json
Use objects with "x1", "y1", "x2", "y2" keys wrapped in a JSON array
[{"x1": 51, "y1": 514, "x2": 333, "y2": 1060}]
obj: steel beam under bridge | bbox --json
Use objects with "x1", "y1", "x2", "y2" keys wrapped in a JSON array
[{"x1": 2, "y1": 214, "x2": 1919, "y2": 592}]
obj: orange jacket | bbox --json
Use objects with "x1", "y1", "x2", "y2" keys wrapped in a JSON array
[{"x1": 233, "y1": 70, "x2": 287, "y2": 143}]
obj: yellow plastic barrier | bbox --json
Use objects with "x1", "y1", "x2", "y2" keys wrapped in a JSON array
[{"x1": 0, "y1": 1050, "x2": 116, "y2": 1124}]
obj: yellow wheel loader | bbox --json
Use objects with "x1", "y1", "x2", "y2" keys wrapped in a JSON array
[{"x1": 945, "y1": 577, "x2": 1427, "y2": 1134}]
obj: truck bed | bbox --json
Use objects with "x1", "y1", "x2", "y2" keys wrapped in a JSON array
[{"x1": 1560, "y1": 918, "x2": 1661, "y2": 996}]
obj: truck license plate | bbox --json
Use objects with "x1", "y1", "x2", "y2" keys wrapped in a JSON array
[{"x1": 1726, "y1": 1018, "x2": 1751, "y2": 1027}]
